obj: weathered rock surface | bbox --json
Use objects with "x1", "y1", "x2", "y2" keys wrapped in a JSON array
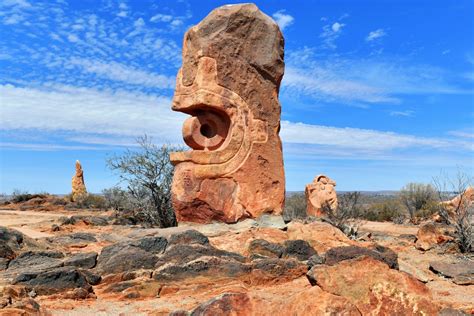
[
  {"x1": 429, "y1": 261, "x2": 474, "y2": 285},
  {"x1": 12, "y1": 266, "x2": 94, "y2": 295},
  {"x1": 170, "y1": 3, "x2": 285, "y2": 223},
  {"x1": 305, "y1": 174, "x2": 338, "y2": 217},
  {"x1": 438, "y1": 186, "x2": 474, "y2": 221},
  {"x1": 325, "y1": 245, "x2": 399, "y2": 269},
  {"x1": 247, "y1": 239, "x2": 284, "y2": 259},
  {"x1": 63, "y1": 252, "x2": 98, "y2": 269},
  {"x1": 96, "y1": 237, "x2": 167, "y2": 275},
  {"x1": 281, "y1": 240, "x2": 317, "y2": 261},
  {"x1": 59, "y1": 215, "x2": 109, "y2": 226},
  {"x1": 415, "y1": 222, "x2": 453, "y2": 251},
  {"x1": 190, "y1": 293, "x2": 250, "y2": 316},
  {"x1": 307, "y1": 256, "x2": 439, "y2": 315},
  {"x1": 286, "y1": 220, "x2": 353, "y2": 253},
  {"x1": 71, "y1": 160, "x2": 87, "y2": 201}
]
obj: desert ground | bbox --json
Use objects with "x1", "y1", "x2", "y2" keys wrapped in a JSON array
[{"x1": 0, "y1": 195, "x2": 472, "y2": 315}]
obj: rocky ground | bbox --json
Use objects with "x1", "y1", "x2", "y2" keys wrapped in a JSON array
[{"x1": 0, "y1": 197, "x2": 472, "y2": 315}]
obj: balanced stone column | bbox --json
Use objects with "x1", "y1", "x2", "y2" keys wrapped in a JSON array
[
  {"x1": 170, "y1": 4, "x2": 286, "y2": 223},
  {"x1": 71, "y1": 160, "x2": 87, "y2": 201}
]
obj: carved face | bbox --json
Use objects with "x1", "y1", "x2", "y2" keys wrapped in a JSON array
[{"x1": 309, "y1": 176, "x2": 337, "y2": 211}]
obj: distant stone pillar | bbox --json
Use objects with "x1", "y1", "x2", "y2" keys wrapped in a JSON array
[
  {"x1": 305, "y1": 175, "x2": 338, "y2": 217},
  {"x1": 170, "y1": 4, "x2": 286, "y2": 223},
  {"x1": 71, "y1": 160, "x2": 87, "y2": 201}
]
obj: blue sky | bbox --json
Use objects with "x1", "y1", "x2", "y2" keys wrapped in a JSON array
[{"x1": 0, "y1": 0, "x2": 473, "y2": 194}]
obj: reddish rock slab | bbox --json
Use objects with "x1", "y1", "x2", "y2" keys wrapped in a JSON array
[
  {"x1": 307, "y1": 256, "x2": 439, "y2": 315},
  {"x1": 415, "y1": 222, "x2": 454, "y2": 251}
]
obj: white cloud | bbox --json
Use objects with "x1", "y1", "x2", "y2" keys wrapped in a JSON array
[
  {"x1": 320, "y1": 22, "x2": 345, "y2": 49},
  {"x1": 448, "y1": 130, "x2": 474, "y2": 139},
  {"x1": 68, "y1": 58, "x2": 175, "y2": 89},
  {"x1": 1, "y1": 83, "x2": 471, "y2": 154},
  {"x1": 280, "y1": 121, "x2": 472, "y2": 152},
  {"x1": 0, "y1": 84, "x2": 183, "y2": 143},
  {"x1": 282, "y1": 49, "x2": 471, "y2": 105},
  {"x1": 67, "y1": 34, "x2": 79, "y2": 42},
  {"x1": 272, "y1": 10, "x2": 294, "y2": 31},
  {"x1": 366, "y1": 28, "x2": 386, "y2": 42},
  {"x1": 3, "y1": 13, "x2": 23, "y2": 24},
  {"x1": 150, "y1": 13, "x2": 173, "y2": 23},
  {"x1": 331, "y1": 22, "x2": 344, "y2": 32},
  {"x1": 117, "y1": 11, "x2": 127, "y2": 17},
  {"x1": 390, "y1": 110, "x2": 414, "y2": 117}
]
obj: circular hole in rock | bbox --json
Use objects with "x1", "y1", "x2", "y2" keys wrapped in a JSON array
[{"x1": 200, "y1": 123, "x2": 217, "y2": 138}]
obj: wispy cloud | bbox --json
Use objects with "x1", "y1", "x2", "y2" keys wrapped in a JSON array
[
  {"x1": 366, "y1": 28, "x2": 386, "y2": 42},
  {"x1": 320, "y1": 21, "x2": 345, "y2": 49},
  {"x1": 281, "y1": 121, "x2": 472, "y2": 152},
  {"x1": 272, "y1": 10, "x2": 294, "y2": 31},
  {"x1": 390, "y1": 110, "x2": 414, "y2": 117},
  {"x1": 282, "y1": 48, "x2": 472, "y2": 105},
  {"x1": 69, "y1": 58, "x2": 175, "y2": 89}
]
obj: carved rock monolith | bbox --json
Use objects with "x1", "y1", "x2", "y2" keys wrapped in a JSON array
[
  {"x1": 305, "y1": 175, "x2": 337, "y2": 217},
  {"x1": 170, "y1": 4, "x2": 285, "y2": 223},
  {"x1": 71, "y1": 160, "x2": 87, "y2": 201}
]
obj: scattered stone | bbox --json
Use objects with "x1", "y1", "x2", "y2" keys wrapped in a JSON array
[
  {"x1": 51, "y1": 224, "x2": 60, "y2": 232},
  {"x1": 96, "y1": 246, "x2": 158, "y2": 275},
  {"x1": 59, "y1": 215, "x2": 109, "y2": 226},
  {"x1": 256, "y1": 215, "x2": 286, "y2": 230},
  {"x1": 248, "y1": 239, "x2": 284, "y2": 259},
  {"x1": 168, "y1": 230, "x2": 209, "y2": 247},
  {"x1": 399, "y1": 260, "x2": 434, "y2": 283},
  {"x1": 47, "y1": 232, "x2": 97, "y2": 247},
  {"x1": 282, "y1": 240, "x2": 317, "y2": 261},
  {"x1": 286, "y1": 221, "x2": 353, "y2": 254},
  {"x1": 0, "y1": 227, "x2": 25, "y2": 250},
  {"x1": 429, "y1": 261, "x2": 474, "y2": 279},
  {"x1": 154, "y1": 256, "x2": 250, "y2": 282},
  {"x1": 0, "y1": 241, "x2": 15, "y2": 260},
  {"x1": 453, "y1": 274, "x2": 474, "y2": 286},
  {"x1": 307, "y1": 254, "x2": 325, "y2": 268},
  {"x1": 13, "y1": 266, "x2": 93, "y2": 295},
  {"x1": 190, "y1": 293, "x2": 251, "y2": 316},
  {"x1": 171, "y1": 3, "x2": 286, "y2": 223},
  {"x1": 307, "y1": 256, "x2": 439, "y2": 315},
  {"x1": 71, "y1": 160, "x2": 87, "y2": 201},
  {"x1": 0, "y1": 258, "x2": 10, "y2": 270},
  {"x1": 63, "y1": 252, "x2": 98, "y2": 269},
  {"x1": 325, "y1": 245, "x2": 398, "y2": 269},
  {"x1": 415, "y1": 222, "x2": 453, "y2": 251},
  {"x1": 305, "y1": 175, "x2": 338, "y2": 217},
  {"x1": 7, "y1": 251, "x2": 64, "y2": 273},
  {"x1": 438, "y1": 308, "x2": 469, "y2": 316}
]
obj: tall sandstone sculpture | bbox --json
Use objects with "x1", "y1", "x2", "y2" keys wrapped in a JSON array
[
  {"x1": 71, "y1": 160, "x2": 87, "y2": 201},
  {"x1": 305, "y1": 175, "x2": 338, "y2": 217},
  {"x1": 170, "y1": 4, "x2": 285, "y2": 223}
]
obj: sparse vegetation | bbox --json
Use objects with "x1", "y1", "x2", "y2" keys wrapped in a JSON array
[
  {"x1": 361, "y1": 199, "x2": 405, "y2": 223},
  {"x1": 399, "y1": 183, "x2": 437, "y2": 224},
  {"x1": 10, "y1": 189, "x2": 48, "y2": 203},
  {"x1": 72, "y1": 193, "x2": 107, "y2": 210},
  {"x1": 322, "y1": 191, "x2": 361, "y2": 239},
  {"x1": 433, "y1": 170, "x2": 473, "y2": 253},
  {"x1": 107, "y1": 135, "x2": 178, "y2": 228},
  {"x1": 102, "y1": 186, "x2": 132, "y2": 212},
  {"x1": 283, "y1": 192, "x2": 307, "y2": 221}
]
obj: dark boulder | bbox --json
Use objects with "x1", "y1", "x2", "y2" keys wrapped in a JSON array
[
  {"x1": 307, "y1": 254, "x2": 325, "y2": 268},
  {"x1": 282, "y1": 240, "x2": 317, "y2": 261},
  {"x1": 325, "y1": 245, "x2": 398, "y2": 269},
  {"x1": 168, "y1": 230, "x2": 209, "y2": 246},
  {"x1": 190, "y1": 293, "x2": 251, "y2": 316},
  {"x1": 0, "y1": 241, "x2": 15, "y2": 259},
  {"x1": 96, "y1": 245, "x2": 158, "y2": 275},
  {"x1": 12, "y1": 266, "x2": 94, "y2": 295},
  {"x1": 63, "y1": 252, "x2": 98, "y2": 269},
  {"x1": 8, "y1": 251, "x2": 64, "y2": 272},
  {"x1": 248, "y1": 239, "x2": 284, "y2": 259}
]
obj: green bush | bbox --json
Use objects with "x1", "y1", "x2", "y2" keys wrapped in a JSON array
[
  {"x1": 10, "y1": 189, "x2": 47, "y2": 203},
  {"x1": 362, "y1": 199, "x2": 404, "y2": 222}
]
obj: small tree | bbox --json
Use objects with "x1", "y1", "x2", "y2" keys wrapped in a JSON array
[
  {"x1": 399, "y1": 183, "x2": 437, "y2": 224},
  {"x1": 107, "y1": 136, "x2": 177, "y2": 228},
  {"x1": 322, "y1": 191, "x2": 361, "y2": 239},
  {"x1": 283, "y1": 192, "x2": 307, "y2": 221},
  {"x1": 433, "y1": 170, "x2": 473, "y2": 253}
]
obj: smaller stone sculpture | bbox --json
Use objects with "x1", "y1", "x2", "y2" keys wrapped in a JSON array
[
  {"x1": 305, "y1": 175, "x2": 338, "y2": 217},
  {"x1": 71, "y1": 160, "x2": 87, "y2": 201}
]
